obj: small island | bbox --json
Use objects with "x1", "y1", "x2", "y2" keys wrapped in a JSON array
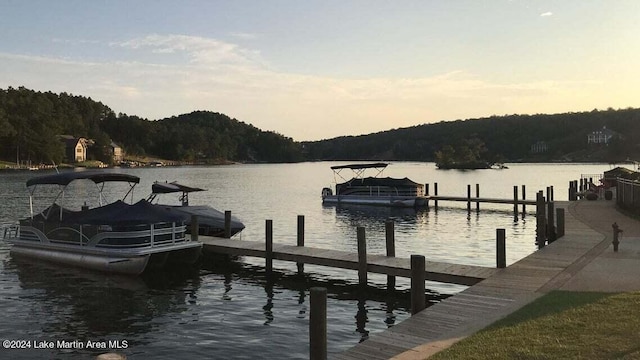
[{"x1": 434, "y1": 138, "x2": 500, "y2": 170}]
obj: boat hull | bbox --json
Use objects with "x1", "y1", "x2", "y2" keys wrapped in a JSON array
[
  {"x1": 322, "y1": 195, "x2": 428, "y2": 207},
  {"x1": 10, "y1": 245, "x2": 150, "y2": 275}
]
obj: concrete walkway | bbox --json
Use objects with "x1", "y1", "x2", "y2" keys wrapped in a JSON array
[{"x1": 334, "y1": 199, "x2": 640, "y2": 360}]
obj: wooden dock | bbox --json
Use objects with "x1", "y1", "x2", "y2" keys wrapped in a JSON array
[
  {"x1": 429, "y1": 195, "x2": 537, "y2": 205},
  {"x1": 335, "y1": 201, "x2": 608, "y2": 360},
  {"x1": 201, "y1": 237, "x2": 498, "y2": 286}
]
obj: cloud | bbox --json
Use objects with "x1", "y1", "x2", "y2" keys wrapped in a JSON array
[
  {"x1": 540, "y1": 12, "x2": 553, "y2": 17},
  {"x1": 113, "y1": 34, "x2": 264, "y2": 67},
  {"x1": 0, "y1": 33, "x2": 632, "y2": 140}
]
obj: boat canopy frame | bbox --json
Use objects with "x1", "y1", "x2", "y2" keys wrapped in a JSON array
[
  {"x1": 147, "y1": 181, "x2": 207, "y2": 206},
  {"x1": 330, "y1": 163, "x2": 388, "y2": 183},
  {"x1": 26, "y1": 171, "x2": 141, "y2": 221}
]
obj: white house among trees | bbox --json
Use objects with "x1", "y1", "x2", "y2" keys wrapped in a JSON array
[{"x1": 587, "y1": 126, "x2": 619, "y2": 145}]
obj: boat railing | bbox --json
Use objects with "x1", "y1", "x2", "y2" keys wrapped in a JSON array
[
  {"x1": 1, "y1": 223, "x2": 19, "y2": 240},
  {"x1": 339, "y1": 185, "x2": 423, "y2": 197},
  {"x1": 91, "y1": 222, "x2": 189, "y2": 249}
]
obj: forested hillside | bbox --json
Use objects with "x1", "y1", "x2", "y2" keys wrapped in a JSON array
[
  {"x1": 2, "y1": 86, "x2": 640, "y2": 166},
  {"x1": 0, "y1": 87, "x2": 303, "y2": 164},
  {"x1": 304, "y1": 108, "x2": 640, "y2": 163}
]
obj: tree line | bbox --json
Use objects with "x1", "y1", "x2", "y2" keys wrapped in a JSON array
[
  {"x1": 303, "y1": 108, "x2": 640, "y2": 163},
  {"x1": 2, "y1": 86, "x2": 640, "y2": 166},
  {"x1": 0, "y1": 87, "x2": 303, "y2": 165}
]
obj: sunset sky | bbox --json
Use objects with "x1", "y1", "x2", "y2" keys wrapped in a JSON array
[{"x1": 1, "y1": 1, "x2": 639, "y2": 141}]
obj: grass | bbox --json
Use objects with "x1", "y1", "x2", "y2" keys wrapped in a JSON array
[{"x1": 430, "y1": 291, "x2": 640, "y2": 360}]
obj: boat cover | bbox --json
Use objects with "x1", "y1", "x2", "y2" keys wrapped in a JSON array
[
  {"x1": 151, "y1": 182, "x2": 206, "y2": 194},
  {"x1": 339, "y1": 177, "x2": 422, "y2": 187},
  {"x1": 33, "y1": 200, "x2": 187, "y2": 225},
  {"x1": 26, "y1": 171, "x2": 140, "y2": 187},
  {"x1": 331, "y1": 163, "x2": 388, "y2": 170}
]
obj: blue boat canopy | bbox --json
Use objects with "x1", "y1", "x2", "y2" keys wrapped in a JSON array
[
  {"x1": 33, "y1": 200, "x2": 187, "y2": 225},
  {"x1": 330, "y1": 163, "x2": 388, "y2": 170},
  {"x1": 26, "y1": 171, "x2": 140, "y2": 187},
  {"x1": 152, "y1": 182, "x2": 206, "y2": 194}
]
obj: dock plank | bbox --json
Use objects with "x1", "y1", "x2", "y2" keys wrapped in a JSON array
[{"x1": 201, "y1": 237, "x2": 495, "y2": 286}]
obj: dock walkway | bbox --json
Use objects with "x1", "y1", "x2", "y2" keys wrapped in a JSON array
[
  {"x1": 336, "y1": 200, "x2": 621, "y2": 360},
  {"x1": 201, "y1": 238, "x2": 497, "y2": 286}
]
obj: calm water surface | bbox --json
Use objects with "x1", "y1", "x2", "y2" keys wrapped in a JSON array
[{"x1": 0, "y1": 162, "x2": 627, "y2": 359}]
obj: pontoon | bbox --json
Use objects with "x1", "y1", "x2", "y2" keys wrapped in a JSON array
[
  {"x1": 147, "y1": 181, "x2": 245, "y2": 238},
  {"x1": 321, "y1": 163, "x2": 428, "y2": 207},
  {"x1": 1, "y1": 171, "x2": 202, "y2": 275}
]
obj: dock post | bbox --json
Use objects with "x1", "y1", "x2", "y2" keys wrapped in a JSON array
[
  {"x1": 476, "y1": 184, "x2": 480, "y2": 212},
  {"x1": 556, "y1": 208, "x2": 565, "y2": 238},
  {"x1": 410, "y1": 255, "x2": 426, "y2": 315},
  {"x1": 425, "y1": 183, "x2": 429, "y2": 196},
  {"x1": 297, "y1": 215, "x2": 305, "y2": 274},
  {"x1": 385, "y1": 220, "x2": 396, "y2": 291},
  {"x1": 309, "y1": 287, "x2": 327, "y2": 360},
  {"x1": 224, "y1": 211, "x2": 232, "y2": 238},
  {"x1": 190, "y1": 215, "x2": 199, "y2": 242},
  {"x1": 550, "y1": 186, "x2": 555, "y2": 202},
  {"x1": 547, "y1": 200, "x2": 556, "y2": 242},
  {"x1": 522, "y1": 185, "x2": 526, "y2": 218},
  {"x1": 496, "y1": 228, "x2": 506, "y2": 268},
  {"x1": 434, "y1": 182, "x2": 439, "y2": 209},
  {"x1": 513, "y1": 186, "x2": 518, "y2": 220},
  {"x1": 536, "y1": 191, "x2": 546, "y2": 249},
  {"x1": 266, "y1": 220, "x2": 273, "y2": 275},
  {"x1": 357, "y1": 227, "x2": 368, "y2": 287},
  {"x1": 467, "y1": 185, "x2": 471, "y2": 214}
]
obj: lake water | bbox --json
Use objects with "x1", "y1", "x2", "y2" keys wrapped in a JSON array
[{"x1": 0, "y1": 162, "x2": 627, "y2": 359}]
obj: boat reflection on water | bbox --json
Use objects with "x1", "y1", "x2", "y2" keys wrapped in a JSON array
[{"x1": 4, "y1": 256, "x2": 200, "y2": 358}]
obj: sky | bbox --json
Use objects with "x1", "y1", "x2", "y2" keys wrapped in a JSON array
[{"x1": 1, "y1": 1, "x2": 639, "y2": 141}]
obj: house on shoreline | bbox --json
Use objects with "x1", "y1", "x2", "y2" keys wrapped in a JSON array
[{"x1": 59, "y1": 135, "x2": 91, "y2": 163}]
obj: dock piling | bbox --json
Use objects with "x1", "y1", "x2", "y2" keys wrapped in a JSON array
[
  {"x1": 434, "y1": 183, "x2": 438, "y2": 209},
  {"x1": 497, "y1": 228, "x2": 506, "y2": 268},
  {"x1": 536, "y1": 191, "x2": 546, "y2": 249},
  {"x1": 556, "y1": 208, "x2": 565, "y2": 238},
  {"x1": 385, "y1": 220, "x2": 396, "y2": 291},
  {"x1": 297, "y1": 215, "x2": 305, "y2": 274},
  {"x1": 547, "y1": 199, "x2": 556, "y2": 242},
  {"x1": 513, "y1": 186, "x2": 518, "y2": 220},
  {"x1": 266, "y1": 219, "x2": 273, "y2": 275},
  {"x1": 224, "y1": 211, "x2": 231, "y2": 238},
  {"x1": 522, "y1": 185, "x2": 526, "y2": 217},
  {"x1": 191, "y1": 215, "x2": 199, "y2": 242},
  {"x1": 476, "y1": 184, "x2": 480, "y2": 212},
  {"x1": 410, "y1": 255, "x2": 426, "y2": 315},
  {"x1": 309, "y1": 287, "x2": 327, "y2": 360},
  {"x1": 467, "y1": 185, "x2": 471, "y2": 213},
  {"x1": 357, "y1": 227, "x2": 368, "y2": 287}
]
